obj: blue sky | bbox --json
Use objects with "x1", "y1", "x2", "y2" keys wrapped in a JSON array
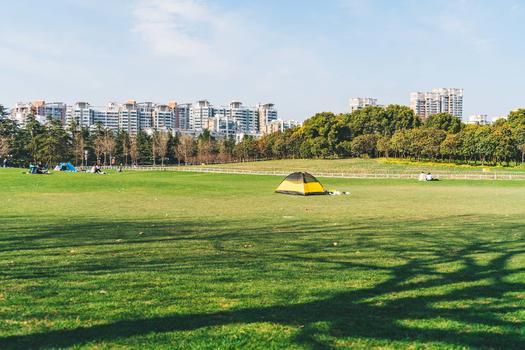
[{"x1": 1, "y1": 0, "x2": 524, "y2": 120}]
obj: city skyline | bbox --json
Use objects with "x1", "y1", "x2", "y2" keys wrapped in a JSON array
[
  {"x1": 6, "y1": 99, "x2": 297, "y2": 138},
  {"x1": 1, "y1": 1, "x2": 524, "y2": 120}
]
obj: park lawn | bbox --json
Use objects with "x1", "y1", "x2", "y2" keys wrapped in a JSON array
[
  {"x1": 198, "y1": 158, "x2": 525, "y2": 174},
  {"x1": 1, "y1": 168, "x2": 525, "y2": 349}
]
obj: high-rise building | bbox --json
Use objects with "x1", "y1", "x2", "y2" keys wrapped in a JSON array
[
  {"x1": 92, "y1": 102, "x2": 119, "y2": 131},
  {"x1": 174, "y1": 103, "x2": 191, "y2": 130},
  {"x1": 410, "y1": 88, "x2": 463, "y2": 119},
  {"x1": 349, "y1": 97, "x2": 379, "y2": 112},
  {"x1": 66, "y1": 102, "x2": 93, "y2": 127},
  {"x1": 190, "y1": 100, "x2": 213, "y2": 130},
  {"x1": 257, "y1": 103, "x2": 278, "y2": 134},
  {"x1": 205, "y1": 115, "x2": 238, "y2": 138},
  {"x1": 152, "y1": 104, "x2": 173, "y2": 130},
  {"x1": 137, "y1": 102, "x2": 154, "y2": 129},
  {"x1": 10, "y1": 102, "x2": 33, "y2": 126},
  {"x1": 119, "y1": 100, "x2": 139, "y2": 134},
  {"x1": 32, "y1": 101, "x2": 66, "y2": 123},
  {"x1": 9, "y1": 101, "x2": 66, "y2": 126}
]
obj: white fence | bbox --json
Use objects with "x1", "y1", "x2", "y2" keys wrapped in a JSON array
[{"x1": 103, "y1": 165, "x2": 525, "y2": 180}]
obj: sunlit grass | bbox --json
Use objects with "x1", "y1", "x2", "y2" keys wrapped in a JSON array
[
  {"x1": 199, "y1": 158, "x2": 525, "y2": 174},
  {"x1": 1, "y1": 168, "x2": 525, "y2": 349}
]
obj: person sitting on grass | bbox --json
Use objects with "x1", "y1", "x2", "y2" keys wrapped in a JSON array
[{"x1": 92, "y1": 164, "x2": 106, "y2": 174}]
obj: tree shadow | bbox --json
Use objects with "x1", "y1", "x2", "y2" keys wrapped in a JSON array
[{"x1": 1, "y1": 216, "x2": 525, "y2": 349}]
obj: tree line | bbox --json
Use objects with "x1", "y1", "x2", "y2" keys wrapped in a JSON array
[
  {"x1": 255, "y1": 106, "x2": 525, "y2": 165},
  {"x1": 1, "y1": 105, "x2": 525, "y2": 167}
]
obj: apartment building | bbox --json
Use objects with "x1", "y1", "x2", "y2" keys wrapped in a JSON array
[
  {"x1": 205, "y1": 115, "x2": 238, "y2": 138},
  {"x1": 119, "y1": 100, "x2": 140, "y2": 134},
  {"x1": 267, "y1": 119, "x2": 302, "y2": 133},
  {"x1": 174, "y1": 103, "x2": 191, "y2": 130},
  {"x1": 189, "y1": 100, "x2": 213, "y2": 130},
  {"x1": 66, "y1": 102, "x2": 93, "y2": 127},
  {"x1": 137, "y1": 102, "x2": 154, "y2": 129},
  {"x1": 32, "y1": 100, "x2": 66, "y2": 123},
  {"x1": 257, "y1": 103, "x2": 278, "y2": 134},
  {"x1": 92, "y1": 102, "x2": 119, "y2": 131},
  {"x1": 349, "y1": 97, "x2": 379, "y2": 112},
  {"x1": 152, "y1": 104, "x2": 173, "y2": 130},
  {"x1": 467, "y1": 114, "x2": 490, "y2": 125},
  {"x1": 9, "y1": 101, "x2": 66, "y2": 126},
  {"x1": 410, "y1": 88, "x2": 463, "y2": 119}
]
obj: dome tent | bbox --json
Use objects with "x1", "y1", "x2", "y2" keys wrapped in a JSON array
[
  {"x1": 275, "y1": 172, "x2": 328, "y2": 196},
  {"x1": 54, "y1": 162, "x2": 77, "y2": 172}
]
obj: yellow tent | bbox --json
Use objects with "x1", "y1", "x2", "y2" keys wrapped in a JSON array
[{"x1": 275, "y1": 172, "x2": 328, "y2": 196}]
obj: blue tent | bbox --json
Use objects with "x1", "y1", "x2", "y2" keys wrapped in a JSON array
[{"x1": 54, "y1": 162, "x2": 77, "y2": 172}]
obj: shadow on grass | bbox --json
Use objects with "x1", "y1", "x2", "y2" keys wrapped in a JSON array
[{"x1": 1, "y1": 216, "x2": 525, "y2": 349}]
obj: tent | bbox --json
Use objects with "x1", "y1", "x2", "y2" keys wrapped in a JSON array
[
  {"x1": 54, "y1": 162, "x2": 78, "y2": 172},
  {"x1": 28, "y1": 164, "x2": 49, "y2": 174},
  {"x1": 275, "y1": 172, "x2": 328, "y2": 196}
]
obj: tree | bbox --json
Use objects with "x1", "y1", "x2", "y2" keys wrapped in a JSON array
[
  {"x1": 0, "y1": 104, "x2": 6, "y2": 119},
  {"x1": 116, "y1": 131, "x2": 131, "y2": 165},
  {"x1": 24, "y1": 115, "x2": 45, "y2": 163},
  {"x1": 425, "y1": 113, "x2": 462, "y2": 133},
  {"x1": 440, "y1": 134, "x2": 462, "y2": 162},
  {"x1": 350, "y1": 134, "x2": 379, "y2": 157},
  {"x1": 507, "y1": 109, "x2": 525, "y2": 127},
  {"x1": 458, "y1": 126, "x2": 479, "y2": 164},
  {"x1": 175, "y1": 135, "x2": 195, "y2": 164},
  {"x1": 196, "y1": 130, "x2": 215, "y2": 164},
  {"x1": 490, "y1": 124, "x2": 515, "y2": 165},
  {"x1": 0, "y1": 136, "x2": 12, "y2": 160},
  {"x1": 234, "y1": 135, "x2": 259, "y2": 161},
  {"x1": 93, "y1": 135, "x2": 105, "y2": 164},
  {"x1": 69, "y1": 120, "x2": 88, "y2": 166},
  {"x1": 390, "y1": 130, "x2": 413, "y2": 158},
  {"x1": 37, "y1": 118, "x2": 71, "y2": 165},
  {"x1": 376, "y1": 136, "x2": 392, "y2": 158},
  {"x1": 301, "y1": 112, "x2": 339, "y2": 156},
  {"x1": 130, "y1": 136, "x2": 139, "y2": 165},
  {"x1": 102, "y1": 131, "x2": 116, "y2": 165},
  {"x1": 410, "y1": 128, "x2": 446, "y2": 160},
  {"x1": 383, "y1": 105, "x2": 421, "y2": 135},
  {"x1": 474, "y1": 126, "x2": 495, "y2": 165},
  {"x1": 271, "y1": 128, "x2": 302, "y2": 159},
  {"x1": 0, "y1": 119, "x2": 28, "y2": 166},
  {"x1": 347, "y1": 107, "x2": 384, "y2": 136},
  {"x1": 136, "y1": 130, "x2": 152, "y2": 164},
  {"x1": 514, "y1": 126, "x2": 525, "y2": 164},
  {"x1": 75, "y1": 134, "x2": 86, "y2": 166},
  {"x1": 218, "y1": 137, "x2": 234, "y2": 162},
  {"x1": 153, "y1": 131, "x2": 170, "y2": 166}
]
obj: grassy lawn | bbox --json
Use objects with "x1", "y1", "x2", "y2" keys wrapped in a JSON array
[
  {"x1": 199, "y1": 158, "x2": 525, "y2": 174},
  {"x1": 1, "y1": 168, "x2": 525, "y2": 349}
]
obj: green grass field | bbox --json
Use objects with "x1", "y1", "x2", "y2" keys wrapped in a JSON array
[
  {"x1": 201, "y1": 158, "x2": 525, "y2": 174},
  {"x1": 1, "y1": 168, "x2": 525, "y2": 349}
]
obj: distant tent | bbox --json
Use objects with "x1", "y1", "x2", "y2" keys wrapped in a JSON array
[
  {"x1": 275, "y1": 172, "x2": 328, "y2": 196},
  {"x1": 54, "y1": 162, "x2": 77, "y2": 172},
  {"x1": 28, "y1": 164, "x2": 49, "y2": 174}
]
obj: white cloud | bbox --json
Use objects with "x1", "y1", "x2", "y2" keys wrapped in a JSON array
[
  {"x1": 130, "y1": 0, "x2": 331, "y2": 115},
  {"x1": 132, "y1": 0, "x2": 245, "y2": 72}
]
